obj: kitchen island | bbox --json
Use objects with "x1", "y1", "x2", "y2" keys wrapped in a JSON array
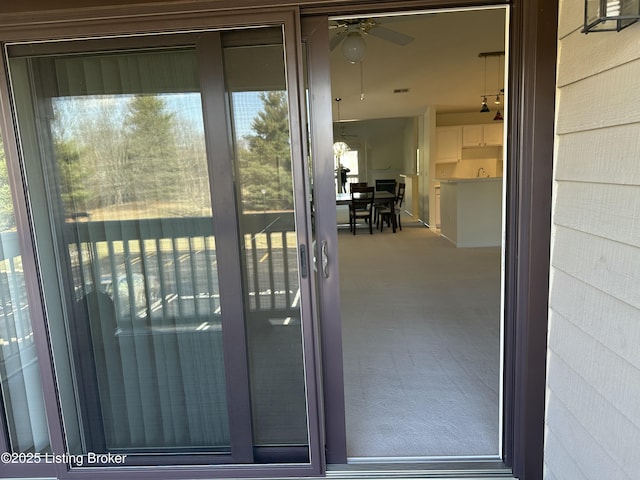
[{"x1": 438, "y1": 177, "x2": 503, "y2": 248}]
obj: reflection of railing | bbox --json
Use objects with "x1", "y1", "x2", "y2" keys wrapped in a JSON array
[
  {"x1": 0, "y1": 212, "x2": 301, "y2": 343},
  {"x1": 0, "y1": 231, "x2": 50, "y2": 455},
  {"x1": 63, "y1": 213, "x2": 300, "y2": 326},
  {"x1": 0, "y1": 231, "x2": 33, "y2": 351},
  {"x1": 0, "y1": 213, "x2": 301, "y2": 340}
]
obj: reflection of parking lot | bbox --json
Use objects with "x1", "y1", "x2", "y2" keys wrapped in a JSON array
[
  {"x1": 90, "y1": 243, "x2": 300, "y2": 331},
  {"x1": 102, "y1": 273, "x2": 160, "y2": 318},
  {"x1": 0, "y1": 271, "x2": 34, "y2": 348}
]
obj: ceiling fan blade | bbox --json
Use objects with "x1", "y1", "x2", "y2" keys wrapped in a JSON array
[
  {"x1": 330, "y1": 31, "x2": 347, "y2": 51},
  {"x1": 367, "y1": 25, "x2": 414, "y2": 46}
]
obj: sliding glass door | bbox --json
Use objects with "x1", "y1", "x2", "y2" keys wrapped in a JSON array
[{"x1": 4, "y1": 15, "x2": 318, "y2": 473}]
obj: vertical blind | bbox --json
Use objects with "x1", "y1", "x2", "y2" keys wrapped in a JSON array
[
  {"x1": 12, "y1": 48, "x2": 232, "y2": 454},
  {"x1": 0, "y1": 145, "x2": 50, "y2": 453}
]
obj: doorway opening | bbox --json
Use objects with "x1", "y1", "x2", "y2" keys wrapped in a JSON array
[{"x1": 328, "y1": 6, "x2": 508, "y2": 461}]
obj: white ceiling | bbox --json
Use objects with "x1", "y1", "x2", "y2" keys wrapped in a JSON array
[{"x1": 329, "y1": 7, "x2": 507, "y2": 122}]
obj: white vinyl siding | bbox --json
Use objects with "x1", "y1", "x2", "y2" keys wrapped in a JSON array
[{"x1": 545, "y1": 1, "x2": 640, "y2": 479}]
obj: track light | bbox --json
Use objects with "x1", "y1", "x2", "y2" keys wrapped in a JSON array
[
  {"x1": 480, "y1": 56, "x2": 489, "y2": 112},
  {"x1": 479, "y1": 51, "x2": 505, "y2": 114},
  {"x1": 480, "y1": 97, "x2": 490, "y2": 113}
]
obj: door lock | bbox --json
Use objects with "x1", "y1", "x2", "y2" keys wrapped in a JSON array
[{"x1": 321, "y1": 240, "x2": 329, "y2": 278}]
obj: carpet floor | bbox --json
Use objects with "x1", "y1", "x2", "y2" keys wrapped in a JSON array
[{"x1": 337, "y1": 212, "x2": 502, "y2": 459}]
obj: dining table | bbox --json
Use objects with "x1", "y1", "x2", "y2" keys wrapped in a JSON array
[{"x1": 336, "y1": 190, "x2": 398, "y2": 233}]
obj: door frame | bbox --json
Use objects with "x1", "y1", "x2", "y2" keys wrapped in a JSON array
[
  {"x1": 301, "y1": 0, "x2": 556, "y2": 478},
  {"x1": 0, "y1": 0, "x2": 557, "y2": 478},
  {"x1": 301, "y1": 15, "x2": 348, "y2": 464}
]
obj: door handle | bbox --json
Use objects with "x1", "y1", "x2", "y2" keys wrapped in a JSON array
[
  {"x1": 321, "y1": 240, "x2": 329, "y2": 278},
  {"x1": 299, "y1": 244, "x2": 308, "y2": 278},
  {"x1": 312, "y1": 240, "x2": 318, "y2": 273}
]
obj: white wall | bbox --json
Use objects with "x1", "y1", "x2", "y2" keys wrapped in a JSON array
[
  {"x1": 335, "y1": 117, "x2": 413, "y2": 184},
  {"x1": 545, "y1": 1, "x2": 640, "y2": 479},
  {"x1": 422, "y1": 107, "x2": 435, "y2": 225}
]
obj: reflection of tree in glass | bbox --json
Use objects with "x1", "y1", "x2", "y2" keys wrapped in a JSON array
[
  {"x1": 124, "y1": 95, "x2": 179, "y2": 204},
  {"x1": 60, "y1": 96, "x2": 129, "y2": 211},
  {"x1": 53, "y1": 94, "x2": 205, "y2": 219},
  {"x1": 56, "y1": 138, "x2": 89, "y2": 215},
  {"x1": 174, "y1": 116, "x2": 210, "y2": 215},
  {"x1": 50, "y1": 91, "x2": 293, "y2": 219},
  {"x1": 238, "y1": 91, "x2": 293, "y2": 212},
  {"x1": 0, "y1": 135, "x2": 17, "y2": 231}
]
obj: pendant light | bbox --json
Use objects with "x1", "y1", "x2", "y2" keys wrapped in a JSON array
[
  {"x1": 493, "y1": 54, "x2": 504, "y2": 121},
  {"x1": 494, "y1": 56, "x2": 502, "y2": 105},
  {"x1": 480, "y1": 55, "x2": 490, "y2": 113},
  {"x1": 333, "y1": 98, "x2": 350, "y2": 158}
]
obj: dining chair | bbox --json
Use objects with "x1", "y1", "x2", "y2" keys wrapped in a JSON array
[
  {"x1": 349, "y1": 182, "x2": 369, "y2": 214},
  {"x1": 375, "y1": 178, "x2": 396, "y2": 193},
  {"x1": 373, "y1": 178, "x2": 396, "y2": 221},
  {"x1": 349, "y1": 186, "x2": 375, "y2": 235},
  {"x1": 349, "y1": 182, "x2": 368, "y2": 192},
  {"x1": 377, "y1": 182, "x2": 406, "y2": 232}
]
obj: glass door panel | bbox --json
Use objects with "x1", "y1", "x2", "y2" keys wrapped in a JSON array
[
  {"x1": 225, "y1": 61, "x2": 308, "y2": 449},
  {"x1": 6, "y1": 21, "x2": 313, "y2": 468},
  {"x1": 10, "y1": 47, "x2": 234, "y2": 458}
]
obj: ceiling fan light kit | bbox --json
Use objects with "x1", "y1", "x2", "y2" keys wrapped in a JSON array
[
  {"x1": 333, "y1": 141, "x2": 350, "y2": 159},
  {"x1": 341, "y1": 31, "x2": 367, "y2": 63},
  {"x1": 330, "y1": 18, "x2": 414, "y2": 64}
]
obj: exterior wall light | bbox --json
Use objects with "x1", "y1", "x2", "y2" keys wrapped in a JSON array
[{"x1": 583, "y1": 0, "x2": 640, "y2": 32}]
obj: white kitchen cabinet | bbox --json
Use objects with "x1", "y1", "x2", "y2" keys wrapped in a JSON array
[
  {"x1": 461, "y1": 124, "x2": 483, "y2": 147},
  {"x1": 436, "y1": 126, "x2": 462, "y2": 163},
  {"x1": 482, "y1": 123, "x2": 503, "y2": 146},
  {"x1": 462, "y1": 123, "x2": 503, "y2": 147}
]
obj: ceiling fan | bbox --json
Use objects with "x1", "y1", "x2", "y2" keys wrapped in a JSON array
[{"x1": 330, "y1": 18, "x2": 414, "y2": 63}]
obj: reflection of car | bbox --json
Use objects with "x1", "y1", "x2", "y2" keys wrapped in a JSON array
[{"x1": 102, "y1": 273, "x2": 159, "y2": 317}]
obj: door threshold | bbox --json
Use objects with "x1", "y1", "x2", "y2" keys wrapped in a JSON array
[
  {"x1": 347, "y1": 455, "x2": 502, "y2": 464},
  {"x1": 326, "y1": 459, "x2": 515, "y2": 479}
]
